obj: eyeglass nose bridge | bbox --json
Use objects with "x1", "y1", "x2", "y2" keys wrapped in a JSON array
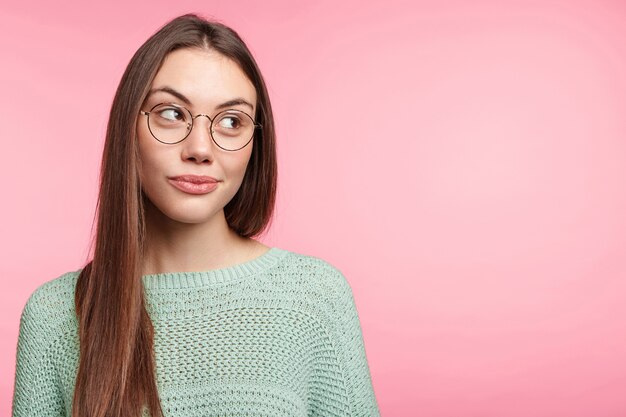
[
  {"x1": 192, "y1": 113, "x2": 214, "y2": 122},
  {"x1": 188, "y1": 113, "x2": 216, "y2": 136}
]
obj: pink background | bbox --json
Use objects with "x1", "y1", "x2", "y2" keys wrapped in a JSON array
[{"x1": 2, "y1": 1, "x2": 626, "y2": 416}]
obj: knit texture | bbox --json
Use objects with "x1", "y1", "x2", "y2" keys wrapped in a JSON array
[{"x1": 12, "y1": 247, "x2": 380, "y2": 416}]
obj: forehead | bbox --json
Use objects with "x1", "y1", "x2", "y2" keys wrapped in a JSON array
[{"x1": 150, "y1": 48, "x2": 257, "y2": 109}]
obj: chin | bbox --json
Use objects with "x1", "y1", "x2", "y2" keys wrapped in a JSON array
[
  {"x1": 163, "y1": 207, "x2": 223, "y2": 225},
  {"x1": 143, "y1": 197, "x2": 223, "y2": 225}
]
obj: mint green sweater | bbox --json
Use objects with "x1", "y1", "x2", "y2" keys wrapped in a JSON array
[{"x1": 12, "y1": 247, "x2": 380, "y2": 416}]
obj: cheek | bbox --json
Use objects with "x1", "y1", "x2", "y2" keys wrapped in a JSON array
[
  {"x1": 137, "y1": 138, "x2": 152, "y2": 183},
  {"x1": 224, "y1": 147, "x2": 253, "y2": 179},
  {"x1": 136, "y1": 129, "x2": 165, "y2": 189}
]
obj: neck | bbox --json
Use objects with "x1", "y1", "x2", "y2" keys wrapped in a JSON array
[{"x1": 141, "y1": 201, "x2": 254, "y2": 276}]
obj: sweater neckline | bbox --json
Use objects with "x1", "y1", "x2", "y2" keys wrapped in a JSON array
[{"x1": 141, "y1": 246, "x2": 288, "y2": 290}]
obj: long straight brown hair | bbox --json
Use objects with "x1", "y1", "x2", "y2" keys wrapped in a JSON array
[{"x1": 73, "y1": 14, "x2": 277, "y2": 417}]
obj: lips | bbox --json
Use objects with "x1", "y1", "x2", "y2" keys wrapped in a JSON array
[
  {"x1": 168, "y1": 175, "x2": 219, "y2": 184},
  {"x1": 167, "y1": 175, "x2": 220, "y2": 195}
]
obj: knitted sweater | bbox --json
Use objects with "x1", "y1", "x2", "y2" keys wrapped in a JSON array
[{"x1": 12, "y1": 247, "x2": 380, "y2": 416}]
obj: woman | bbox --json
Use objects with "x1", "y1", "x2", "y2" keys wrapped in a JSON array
[{"x1": 12, "y1": 13, "x2": 380, "y2": 417}]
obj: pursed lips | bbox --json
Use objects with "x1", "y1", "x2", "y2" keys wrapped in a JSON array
[
  {"x1": 168, "y1": 175, "x2": 220, "y2": 183},
  {"x1": 166, "y1": 175, "x2": 221, "y2": 195}
]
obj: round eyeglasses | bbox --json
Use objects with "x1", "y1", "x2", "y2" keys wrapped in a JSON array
[{"x1": 139, "y1": 102, "x2": 262, "y2": 151}]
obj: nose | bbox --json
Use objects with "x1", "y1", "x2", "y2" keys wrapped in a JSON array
[{"x1": 180, "y1": 114, "x2": 215, "y2": 164}]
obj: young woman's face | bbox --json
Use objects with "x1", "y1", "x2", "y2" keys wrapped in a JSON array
[{"x1": 136, "y1": 48, "x2": 257, "y2": 225}]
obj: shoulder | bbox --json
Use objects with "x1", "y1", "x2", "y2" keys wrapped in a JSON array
[
  {"x1": 19, "y1": 269, "x2": 82, "y2": 337},
  {"x1": 13, "y1": 271, "x2": 82, "y2": 416},
  {"x1": 274, "y1": 248, "x2": 353, "y2": 300}
]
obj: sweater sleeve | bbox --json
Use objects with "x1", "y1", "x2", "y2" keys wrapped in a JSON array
[
  {"x1": 12, "y1": 288, "x2": 66, "y2": 417},
  {"x1": 329, "y1": 269, "x2": 381, "y2": 416}
]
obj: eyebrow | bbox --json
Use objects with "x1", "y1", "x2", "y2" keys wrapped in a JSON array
[{"x1": 147, "y1": 86, "x2": 255, "y2": 111}]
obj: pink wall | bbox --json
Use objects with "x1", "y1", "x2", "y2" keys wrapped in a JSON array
[{"x1": 2, "y1": 1, "x2": 626, "y2": 416}]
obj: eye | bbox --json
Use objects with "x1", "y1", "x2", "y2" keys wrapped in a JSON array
[
  {"x1": 157, "y1": 107, "x2": 185, "y2": 122},
  {"x1": 217, "y1": 115, "x2": 242, "y2": 129}
]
